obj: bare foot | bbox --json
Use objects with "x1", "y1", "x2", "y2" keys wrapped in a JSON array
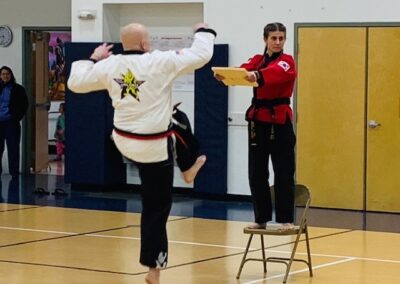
[
  {"x1": 278, "y1": 223, "x2": 295, "y2": 232},
  {"x1": 182, "y1": 155, "x2": 207, "y2": 183},
  {"x1": 246, "y1": 222, "x2": 266, "y2": 229},
  {"x1": 145, "y1": 268, "x2": 160, "y2": 284}
]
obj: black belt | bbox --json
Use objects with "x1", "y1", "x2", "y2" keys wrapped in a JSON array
[
  {"x1": 250, "y1": 97, "x2": 290, "y2": 141},
  {"x1": 251, "y1": 97, "x2": 290, "y2": 109}
]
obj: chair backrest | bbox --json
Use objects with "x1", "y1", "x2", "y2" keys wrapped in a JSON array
[
  {"x1": 294, "y1": 184, "x2": 311, "y2": 228},
  {"x1": 270, "y1": 184, "x2": 311, "y2": 225},
  {"x1": 294, "y1": 184, "x2": 311, "y2": 208},
  {"x1": 269, "y1": 184, "x2": 311, "y2": 207}
]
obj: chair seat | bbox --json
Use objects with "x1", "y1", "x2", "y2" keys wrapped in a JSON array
[{"x1": 244, "y1": 226, "x2": 300, "y2": 235}]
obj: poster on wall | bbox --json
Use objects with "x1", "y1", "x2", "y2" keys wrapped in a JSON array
[
  {"x1": 48, "y1": 32, "x2": 71, "y2": 101},
  {"x1": 150, "y1": 35, "x2": 194, "y2": 92}
]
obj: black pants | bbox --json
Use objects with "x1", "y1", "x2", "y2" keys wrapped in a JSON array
[
  {"x1": 172, "y1": 108, "x2": 198, "y2": 172},
  {"x1": 135, "y1": 139, "x2": 174, "y2": 268},
  {"x1": 248, "y1": 118, "x2": 296, "y2": 223},
  {"x1": 0, "y1": 120, "x2": 21, "y2": 176}
]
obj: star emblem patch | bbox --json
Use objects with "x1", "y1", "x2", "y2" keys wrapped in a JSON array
[{"x1": 114, "y1": 69, "x2": 144, "y2": 101}]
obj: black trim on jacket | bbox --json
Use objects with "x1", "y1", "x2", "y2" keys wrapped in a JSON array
[
  {"x1": 195, "y1": 27, "x2": 217, "y2": 37},
  {"x1": 0, "y1": 83, "x2": 29, "y2": 122}
]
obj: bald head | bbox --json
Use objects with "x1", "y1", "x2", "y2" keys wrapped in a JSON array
[{"x1": 121, "y1": 23, "x2": 150, "y2": 52}]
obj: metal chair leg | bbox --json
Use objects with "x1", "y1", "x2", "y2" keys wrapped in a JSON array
[
  {"x1": 304, "y1": 225, "x2": 313, "y2": 276},
  {"x1": 236, "y1": 234, "x2": 254, "y2": 279},
  {"x1": 260, "y1": 234, "x2": 267, "y2": 273},
  {"x1": 283, "y1": 232, "x2": 302, "y2": 283}
]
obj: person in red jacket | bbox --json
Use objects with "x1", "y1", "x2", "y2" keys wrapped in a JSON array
[
  {"x1": 244, "y1": 22, "x2": 297, "y2": 230},
  {"x1": 216, "y1": 23, "x2": 296, "y2": 230}
]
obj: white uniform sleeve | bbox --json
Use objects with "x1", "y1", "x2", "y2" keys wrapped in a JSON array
[
  {"x1": 174, "y1": 31, "x2": 216, "y2": 77},
  {"x1": 67, "y1": 60, "x2": 106, "y2": 93}
]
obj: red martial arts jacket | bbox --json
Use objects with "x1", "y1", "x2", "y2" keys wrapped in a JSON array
[{"x1": 240, "y1": 52, "x2": 297, "y2": 124}]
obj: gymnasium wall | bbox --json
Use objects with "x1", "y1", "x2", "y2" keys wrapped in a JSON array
[
  {"x1": 0, "y1": 0, "x2": 71, "y2": 83},
  {"x1": 0, "y1": 0, "x2": 71, "y2": 174},
  {"x1": 2, "y1": 0, "x2": 399, "y2": 195},
  {"x1": 70, "y1": 0, "x2": 400, "y2": 195}
]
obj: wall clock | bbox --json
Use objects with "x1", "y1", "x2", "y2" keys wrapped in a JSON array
[{"x1": 0, "y1": 25, "x2": 13, "y2": 47}]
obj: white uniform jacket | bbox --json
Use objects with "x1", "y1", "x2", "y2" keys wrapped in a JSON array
[{"x1": 68, "y1": 29, "x2": 215, "y2": 163}]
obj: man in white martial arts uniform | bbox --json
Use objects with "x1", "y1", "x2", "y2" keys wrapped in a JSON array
[{"x1": 68, "y1": 22, "x2": 216, "y2": 284}]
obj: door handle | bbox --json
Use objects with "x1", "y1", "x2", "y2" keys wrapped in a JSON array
[{"x1": 368, "y1": 120, "x2": 381, "y2": 129}]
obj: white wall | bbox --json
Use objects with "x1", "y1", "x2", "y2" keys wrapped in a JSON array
[
  {"x1": 0, "y1": 0, "x2": 71, "y2": 174},
  {"x1": 69, "y1": 0, "x2": 400, "y2": 195},
  {"x1": 0, "y1": 0, "x2": 71, "y2": 83}
]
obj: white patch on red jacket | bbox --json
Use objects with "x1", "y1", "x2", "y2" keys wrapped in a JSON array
[{"x1": 277, "y1": 60, "x2": 290, "y2": 72}]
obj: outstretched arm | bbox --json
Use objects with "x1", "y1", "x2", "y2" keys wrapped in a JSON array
[
  {"x1": 67, "y1": 43, "x2": 113, "y2": 93},
  {"x1": 173, "y1": 23, "x2": 217, "y2": 77}
]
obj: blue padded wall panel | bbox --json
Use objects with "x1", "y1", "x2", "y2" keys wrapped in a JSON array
[
  {"x1": 194, "y1": 44, "x2": 229, "y2": 194},
  {"x1": 64, "y1": 42, "x2": 126, "y2": 185}
]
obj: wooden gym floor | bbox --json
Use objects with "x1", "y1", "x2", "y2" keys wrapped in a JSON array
[{"x1": 0, "y1": 172, "x2": 399, "y2": 283}]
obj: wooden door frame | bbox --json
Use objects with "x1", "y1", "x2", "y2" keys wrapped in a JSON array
[
  {"x1": 21, "y1": 26, "x2": 70, "y2": 174},
  {"x1": 293, "y1": 22, "x2": 400, "y2": 212}
]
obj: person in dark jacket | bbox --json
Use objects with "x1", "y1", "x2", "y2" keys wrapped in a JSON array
[{"x1": 0, "y1": 66, "x2": 29, "y2": 178}]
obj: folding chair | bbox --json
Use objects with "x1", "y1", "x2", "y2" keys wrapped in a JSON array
[{"x1": 236, "y1": 184, "x2": 313, "y2": 283}]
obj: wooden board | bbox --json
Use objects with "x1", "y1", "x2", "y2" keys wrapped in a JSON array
[{"x1": 212, "y1": 67, "x2": 258, "y2": 87}]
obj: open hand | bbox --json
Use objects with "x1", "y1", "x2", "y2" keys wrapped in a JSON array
[{"x1": 90, "y1": 43, "x2": 114, "y2": 62}]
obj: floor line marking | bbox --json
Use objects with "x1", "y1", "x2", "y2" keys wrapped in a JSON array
[
  {"x1": 88, "y1": 233, "x2": 249, "y2": 250},
  {"x1": 1, "y1": 226, "x2": 399, "y2": 264},
  {"x1": 0, "y1": 225, "x2": 135, "y2": 248},
  {"x1": 243, "y1": 257, "x2": 356, "y2": 284},
  {"x1": 0, "y1": 226, "x2": 76, "y2": 235},
  {"x1": 0, "y1": 206, "x2": 43, "y2": 212},
  {"x1": 0, "y1": 259, "x2": 147, "y2": 276}
]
